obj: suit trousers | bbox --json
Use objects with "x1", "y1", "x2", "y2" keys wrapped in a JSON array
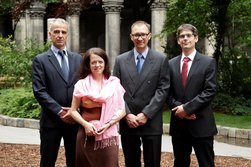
[
  {"x1": 40, "y1": 124, "x2": 78, "y2": 167},
  {"x1": 121, "y1": 134, "x2": 162, "y2": 167},
  {"x1": 172, "y1": 131, "x2": 215, "y2": 167}
]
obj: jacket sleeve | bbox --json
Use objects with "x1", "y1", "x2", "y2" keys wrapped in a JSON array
[{"x1": 32, "y1": 56, "x2": 61, "y2": 115}]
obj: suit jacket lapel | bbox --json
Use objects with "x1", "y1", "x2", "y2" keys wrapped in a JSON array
[
  {"x1": 67, "y1": 51, "x2": 76, "y2": 85},
  {"x1": 186, "y1": 52, "x2": 200, "y2": 87},
  {"x1": 125, "y1": 51, "x2": 139, "y2": 81},
  {"x1": 124, "y1": 49, "x2": 160, "y2": 94},
  {"x1": 124, "y1": 51, "x2": 145, "y2": 95},
  {"x1": 174, "y1": 55, "x2": 183, "y2": 89},
  {"x1": 137, "y1": 51, "x2": 155, "y2": 84},
  {"x1": 48, "y1": 49, "x2": 68, "y2": 83},
  {"x1": 132, "y1": 50, "x2": 157, "y2": 92}
]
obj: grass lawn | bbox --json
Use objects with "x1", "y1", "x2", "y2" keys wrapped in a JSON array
[{"x1": 163, "y1": 111, "x2": 251, "y2": 129}]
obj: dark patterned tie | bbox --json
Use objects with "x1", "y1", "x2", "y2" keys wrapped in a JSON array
[
  {"x1": 136, "y1": 54, "x2": 144, "y2": 74},
  {"x1": 58, "y1": 50, "x2": 69, "y2": 81},
  {"x1": 181, "y1": 57, "x2": 190, "y2": 87}
]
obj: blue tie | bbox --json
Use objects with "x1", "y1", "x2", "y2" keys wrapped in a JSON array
[
  {"x1": 58, "y1": 50, "x2": 69, "y2": 81},
  {"x1": 136, "y1": 54, "x2": 144, "y2": 73}
]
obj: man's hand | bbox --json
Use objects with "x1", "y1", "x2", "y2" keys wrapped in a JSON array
[
  {"x1": 59, "y1": 107, "x2": 76, "y2": 124},
  {"x1": 172, "y1": 105, "x2": 196, "y2": 120},
  {"x1": 136, "y1": 113, "x2": 148, "y2": 126},
  {"x1": 125, "y1": 114, "x2": 139, "y2": 128}
]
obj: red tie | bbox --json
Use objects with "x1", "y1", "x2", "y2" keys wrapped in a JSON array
[{"x1": 181, "y1": 57, "x2": 190, "y2": 87}]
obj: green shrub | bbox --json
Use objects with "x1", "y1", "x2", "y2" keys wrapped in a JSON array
[
  {"x1": 0, "y1": 36, "x2": 50, "y2": 88},
  {"x1": 0, "y1": 88, "x2": 40, "y2": 119},
  {"x1": 213, "y1": 93, "x2": 251, "y2": 116}
]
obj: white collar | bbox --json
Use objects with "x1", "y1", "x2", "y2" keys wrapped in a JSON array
[{"x1": 181, "y1": 50, "x2": 196, "y2": 61}]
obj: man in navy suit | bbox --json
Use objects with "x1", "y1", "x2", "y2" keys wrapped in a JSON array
[
  {"x1": 167, "y1": 24, "x2": 217, "y2": 167},
  {"x1": 32, "y1": 18, "x2": 82, "y2": 167},
  {"x1": 113, "y1": 20, "x2": 170, "y2": 167}
]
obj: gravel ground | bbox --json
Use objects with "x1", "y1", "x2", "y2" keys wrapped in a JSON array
[{"x1": 1, "y1": 143, "x2": 251, "y2": 167}]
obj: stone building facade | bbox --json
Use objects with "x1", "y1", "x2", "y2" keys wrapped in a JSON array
[{"x1": 10, "y1": 0, "x2": 167, "y2": 68}]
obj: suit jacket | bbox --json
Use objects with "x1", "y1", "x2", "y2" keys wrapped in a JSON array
[
  {"x1": 168, "y1": 51, "x2": 217, "y2": 137},
  {"x1": 113, "y1": 48, "x2": 170, "y2": 135},
  {"x1": 32, "y1": 48, "x2": 82, "y2": 128}
]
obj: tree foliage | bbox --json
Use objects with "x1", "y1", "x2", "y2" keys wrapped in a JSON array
[
  {"x1": 0, "y1": 36, "x2": 50, "y2": 87},
  {"x1": 162, "y1": 0, "x2": 251, "y2": 100},
  {"x1": 162, "y1": 0, "x2": 215, "y2": 58},
  {"x1": 0, "y1": 0, "x2": 102, "y2": 25},
  {"x1": 163, "y1": 0, "x2": 214, "y2": 38},
  {"x1": 214, "y1": 0, "x2": 251, "y2": 97}
]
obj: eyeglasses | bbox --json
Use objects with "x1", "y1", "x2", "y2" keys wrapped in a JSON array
[
  {"x1": 131, "y1": 33, "x2": 150, "y2": 39},
  {"x1": 178, "y1": 34, "x2": 194, "y2": 39}
]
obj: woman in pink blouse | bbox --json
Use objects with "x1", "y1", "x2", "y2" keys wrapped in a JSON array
[{"x1": 70, "y1": 47, "x2": 126, "y2": 167}]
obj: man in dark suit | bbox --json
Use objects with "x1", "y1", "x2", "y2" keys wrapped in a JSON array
[
  {"x1": 32, "y1": 18, "x2": 82, "y2": 167},
  {"x1": 113, "y1": 20, "x2": 170, "y2": 167},
  {"x1": 167, "y1": 24, "x2": 217, "y2": 167}
]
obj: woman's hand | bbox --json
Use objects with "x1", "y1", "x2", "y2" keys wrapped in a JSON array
[
  {"x1": 84, "y1": 122, "x2": 98, "y2": 136},
  {"x1": 96, "y1": 122, "x2": 111, "y2": 135}
]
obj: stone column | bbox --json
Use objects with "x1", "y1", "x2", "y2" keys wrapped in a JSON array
[
  {"x1": 102, "y1": 0, "x2": 123, "y2": 69},
  {"x1": 14, "y1": 12, "x2": 27, "y2": 47},
  {"x1": 66, "y1": 3, "x2": 81, "y2": 52},
  {"x1": 29, "y1": 1, "x2": 46, "y2": 45},
  {"x1": 150, "y1": 0, "x2": 167, "y2": 53}
]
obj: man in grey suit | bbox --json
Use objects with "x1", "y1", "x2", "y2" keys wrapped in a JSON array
[
  {"x1": 113, "y1": 20, "x2": 170, "y2": 167},
  {"x1": 32, "y1": 18, "x2": 82, "y2": 167},
  {"x1": 167, "y1": 24, "x2": 217, "y2": 167}
]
